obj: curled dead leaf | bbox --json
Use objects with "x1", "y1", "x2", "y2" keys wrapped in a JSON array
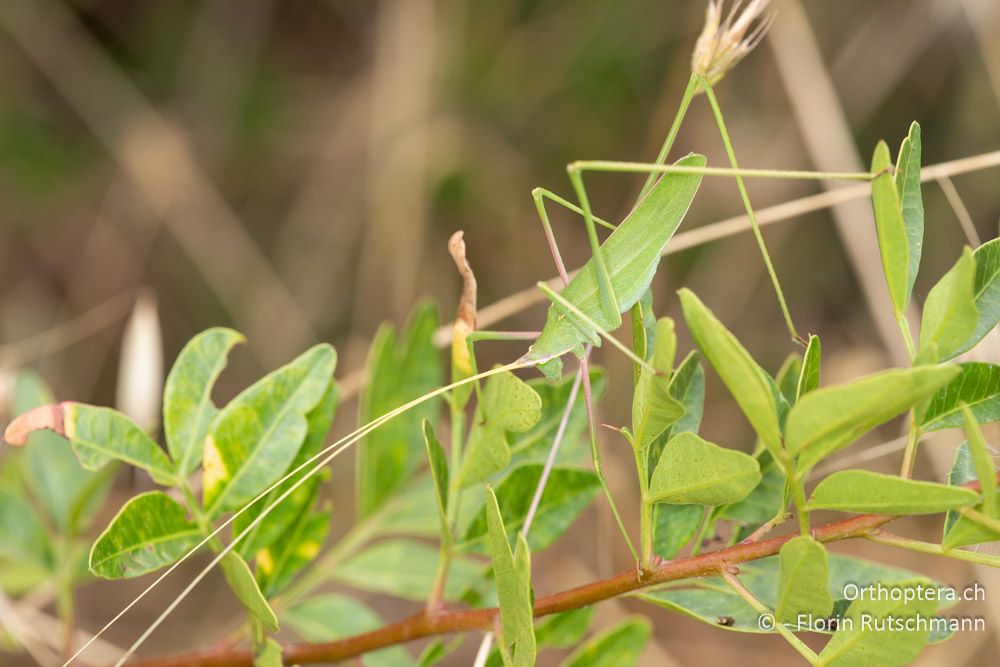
[
  {"x1": 4, "y1": 401, "x2": 72, "y2": 446},
  {"x1": 448, "y1": 231, "x2": 478, "y2": 376}
]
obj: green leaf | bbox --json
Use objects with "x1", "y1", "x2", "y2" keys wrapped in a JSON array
[
  {"x1": 647, "y1": 432, "x2": 760, "y2": 505},
  {"x1": 459, "y1": 370, "x2": 542, "y2": 488},
  {"x1": 870, "y1": 139, "x2": 910, "y2": 316},
  {"x1": 486, "y1": 487, "x2": 535, "y2": 667},
  {"x1": 895, "y1": 122, "x2": 924, "y2": 304},
  {"x1": 817, "y1": 578, "x2": 936, "y2": 667},
  {"x1": 357, "y1": 303, "x2": 441, "y2": 518},
  {"x1": 920, "y1": 362, "x2": 1000, "y2": 431},
  {"x1": 775, "y1": 353, "x2": 802, "y2": 406},
  {"x1": 954, "y1": 236, "x2": 1000, "y2": 356},
  {"x1": 219, "y1": 552, "x2": 279, "y2": 632},
  {"x1": 647, "y1": 352, "x2": 705, "y2": 480},
  {"x1": 256, "y1": 507, "x2": 329, "y2": 598},
  {"x1": 806, "y1": 470, "x2": 979, "y2": 514},
  {"x1": 283, "y1": 594, "x2": 412, "y2": 667},
  {"x1": 678, "y1": 289, "x2": 782, "y2": 457},
  {"x1": 63, "y1": 404, "x2": 176, "y2": 485},
  {"x1": 917, "y1": 247, "x2": 978, "y2": 363},
  {"x1": 377, "y1": 478, "x2": 443, "y2": 538},
  {"x1": 0, "y1": 488, "x2": 49, "y2": 567},
  {"x1": 631, "y1": 318, "x2": 684, "y2": 453},
  {"x1": 13, "y1": 371, "x2": 108, "y2": 534},
  {"x1": 525, "y1": 154, "x2": 705, "y2": 366},
  {"x1": 89, "y1": 491, "x2": 200, "y2": 579},
  {"x1": 797, "y1": 335, "x2": 822, "y2": 399},
  {"x1": 715, "y1": 452, "x2": 785, "y2": 542},
  {"x1": 463, "y1": 464, "x2": 600, "y2": 553},
  {"x1": 416, "y1": 640, "x2": 449, "y2": 667},
  {"x1": 233, "y1": 382, "x2": 338, "y2": 558},
  {"x1": 775, "y1": 536, "x2": 833, "y2": 624},
  {"x1": 630, "y1": 289, "x2": 657, "y2": 384},
  {"x1": 942, "y1": 442, "x2": 999, "y2": 549},
  {"x1": 559, "y1": 618, "x2": 650, "y2": 667},
  {"x1": 331, "y1": 539, "x2": 481, "y2": 601},
  {"x1": 163, "y1": 327, "x2": 244, "y2": 477},
  {"x1": 253, "y1": 638, "x2": 282, "y2": 667},
  {"x1": 961, "y1": 405, "x2": 996, "y2": 517},
  {"x1": 204, "y1": 343, "x2": 336, "y2": 515},
  {"x1": 653, "y1": 503, "x2": 703, "y2": 559},
  {"x1": 422, "y1": 420, "x2": 450, "y2": 538},
  {"x1": 510, "y1": 368, "x2": 606, "y2": 467},
  {"x1": 787, "y1": 366, "x2": 960, "y2": 472},
  {"x1": 535, "y1": 608, "x2": 594, "y2": 648}
]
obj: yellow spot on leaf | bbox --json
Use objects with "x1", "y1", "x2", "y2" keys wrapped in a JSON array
[
  {"x1": 202, "y1": 435, "x2": 227, "y2": 502},
  {"x1": 296, "y1": 541, "x2": 320, "y2": 559},
  {"x1": 256, "y1": 549, "x2": 275, "y2": 575}
]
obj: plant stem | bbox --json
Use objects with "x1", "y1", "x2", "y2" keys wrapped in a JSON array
[
  {"x1": 427, "y1": 399, "x2": 467, "y2": 612},
  {"x1": 129, "y1": 502, "x2": 911, "y2": 667},
  {"x1": 633, "y1": 443, "x2": 654, "y2": 570},
  {"x1": 789, "y1": 476, "x2": 811, "y2": 537},
  {"x1": 895, "y1": 313, "x2": 916, "y2": 361},
  {"x1": 689, "y1": 506, "x2": 715, "y2": 557},
  {"x1": 701, "y1": 77, "x2": 800, "y2": 343},
  {"x1": 721, "y1": 570, "x2": 818, "y2": 664},
  {"x1": 899, "y1": 416, "x2": 921, "y2": 479},
  {"x1": 866, "y1": 530, "x2": 1000, "y2": 568}
]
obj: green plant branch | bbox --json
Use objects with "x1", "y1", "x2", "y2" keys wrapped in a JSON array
[
  {"x1": 720, "y1": 568, "x2": 818, "y2": 664},
  {"x1": 899, "y1": 416, "x2": 922, "y2": 479},
  {"x1": 128, "y1": 471, "x2": 999, "y2": 667},
  {"x1": 865, "y1": 530, "x2": 1000, "y2": 568}
]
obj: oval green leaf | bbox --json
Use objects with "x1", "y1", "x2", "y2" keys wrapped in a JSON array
[
  {"x1": 67, "y1": 403, "x2": 177, "y2": 486},
  {"x1": 89, "y1": 491, "x2": 201, "y2": 579},
  {"x1": 647, "y1": 432, "x2": 760, "y2": 506},
  {"x1": 920, "y1": 362, "x2": 1000, "y2": 431},
  {"x1": 787, "y1": 366, "x2": 959, "y2": 472},
  {"x1": 806, "y1": 470, "x2": 979, "y2": 515},
  {"x1": 163, "y1": 327, "x2": 245, "y2": 477},
  {"x1": 678, "y1": 289, "x2": 782, "y2": 457},
  {"x1": 776, "y1": 536, "x2": 833, "y2": 624},
  {"x1": 203, "y1": 343, "x2": 336, "y2": 515}
]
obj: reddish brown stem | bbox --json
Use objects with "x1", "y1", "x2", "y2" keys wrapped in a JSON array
[
  {"x1": 128, "y1": 511, "x2": 887, "y2": 667},
  {"x1": 123, "y1": 473, "x2": 994, "y2": 667}
]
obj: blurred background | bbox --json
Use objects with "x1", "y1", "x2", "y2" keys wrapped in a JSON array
[{"x1": 1, "y1": 0, "x2": 999, "y2": 665}]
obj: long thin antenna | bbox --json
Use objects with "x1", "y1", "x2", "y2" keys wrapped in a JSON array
[{"x1": 64, "y1": 360, "x2": 532, "y2": 666}]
